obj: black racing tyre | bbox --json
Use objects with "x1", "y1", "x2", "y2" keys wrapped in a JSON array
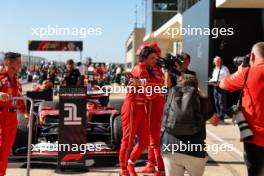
[
  {"x1": 108, "y1": 98, "x2": 124, "y2": 113},
  {"x1": 12, "y1": 113, "x2": 37, "y2": 155},
  {"x1": 113, "y1": 116, "x2": 123, "y2": 149},
  {"x1": 38, "y1": 101, "x2": 59, "y2": 114}
]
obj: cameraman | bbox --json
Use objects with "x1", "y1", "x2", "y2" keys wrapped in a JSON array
[
  {"x1": 180, "y1": 53, "x2": 196, "y2": 76},
  {"x1": 219, "y1": 42, "x2": 264, "y2": 176},
  {"x1": 161, "y1": 74, "x2": 214, "y2": 176},
  {"x1": 165, "y1": 52, "x2": 196, "y2": 88}
]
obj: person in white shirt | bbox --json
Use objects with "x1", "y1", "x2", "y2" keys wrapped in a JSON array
[
  {"x1": 77, "y1": 62, "x2": 85, "y2": 75},
  {"x1": 116, "y1": 65, "x2": 122, "y2": 75},
  {"x1": 209, "y1": 56, "x2": 230, "y2": 123},
  {"x1": 115, "y1": 65, "x2": 122, "y2": 84},
  {"x1": 77, "y1": 62, "x2": 85, "y2": 85},
  {"x1": 88, "y1": 63, "x2": 95, "y2": 72}
]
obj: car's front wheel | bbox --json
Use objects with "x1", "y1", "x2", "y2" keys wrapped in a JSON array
[
  {"x1": 112, "y1": 116, "x2": 123, "y2": 149},
  {"x1": 12, "y1": 113, "x2": 38, "y2": 155}
]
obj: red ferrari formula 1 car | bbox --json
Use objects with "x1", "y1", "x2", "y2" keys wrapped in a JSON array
[{"x1": 12, "y1": 85, "x2": 124, "y2": 158}]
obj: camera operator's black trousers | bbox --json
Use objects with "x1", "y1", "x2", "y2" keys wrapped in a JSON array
[
  {"x1": 213, "y1": 87, "x2": 227, "y2": 121},
  {"x1": 244, "y1": 143, "x2": 264, "y2": 176}
]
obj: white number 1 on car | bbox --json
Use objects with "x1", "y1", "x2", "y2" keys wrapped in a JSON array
[{"x1": 64, "y1": 103, "x2": 82, "y2": 125}]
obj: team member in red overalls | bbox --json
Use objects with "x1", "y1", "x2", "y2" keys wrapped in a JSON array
[
  {"x1": 0, "y1": 52, "x2": 28, "y2": 176},
  {"x1": 149, "y1": 65, "x2": 165, "y2": 176},
  {"x1": 119, "y1": 46, "x2": 159, "y2": 176},
  {"x1": 137, "y1": 42, "x2": 165, "y2": 176},
  {"x1": 95, "y1": 63, "x2": 105, "y2": 81}
]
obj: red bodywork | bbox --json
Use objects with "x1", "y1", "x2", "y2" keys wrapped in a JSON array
[{"x1": 33, "y1": 87, "x2": 120, "y2": 157}]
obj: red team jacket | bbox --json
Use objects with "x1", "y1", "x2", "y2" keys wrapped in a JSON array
[
  {"x1": 223, "y1": 65, "x2": 264, "y2": 147},
  {"x1": 0, "y1": 71, "x2": 27, "y2": 112},
  {"x1": 125, "y1": 62, "x2": 164, "y2": 102}
]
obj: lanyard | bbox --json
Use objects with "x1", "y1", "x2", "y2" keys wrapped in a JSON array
[{"x1": 216, "y1": 65, "x2": 222, "y2": 82}]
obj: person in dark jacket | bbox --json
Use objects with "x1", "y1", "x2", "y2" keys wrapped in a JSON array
[
  {"x1": 61, "y1": 59, "x2": 81, "y2": 86},
  {"x1": 161, "y1": 74, "x2": 215, "y2": 176}
]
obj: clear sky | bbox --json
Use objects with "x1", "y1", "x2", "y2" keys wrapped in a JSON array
[{"x1": 0, "y1": 0, "x2": 145, "y2": 63}]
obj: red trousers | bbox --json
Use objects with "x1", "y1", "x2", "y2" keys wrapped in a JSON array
[
  {"x1": 0, "y1": 111, "x2": 18, "y2": 176},
  {"x1": 119, "y1": 100, "x2": 150, "y2": 170},
  {"x1": 148, "y1": 96, "x2": 165, "y2": 170}
]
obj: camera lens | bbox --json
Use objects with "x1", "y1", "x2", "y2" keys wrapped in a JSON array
[
  {"x1": 233, "y1": 54, "x2": 250, "y2": 67},
  {"x1": 233, "y1": 57, "x2": 243, "y2": 67}
]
